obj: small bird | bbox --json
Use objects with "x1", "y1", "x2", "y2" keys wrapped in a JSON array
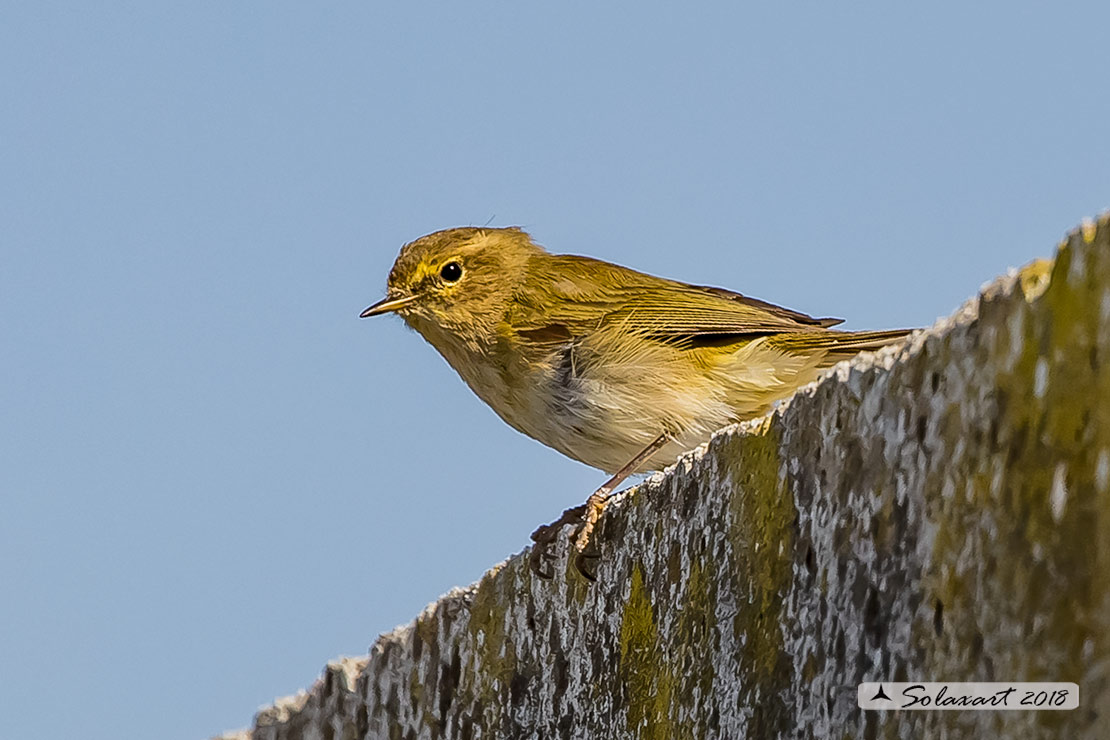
[{"x1": 362, "y1": 227, "x2": 910, "y2": 578}]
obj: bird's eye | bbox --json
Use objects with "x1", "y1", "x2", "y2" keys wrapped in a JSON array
[{"x1": 440, "y1": 262, "x2": 463, "y2": 282}]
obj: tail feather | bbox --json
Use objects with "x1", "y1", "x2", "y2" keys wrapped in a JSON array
[{"x1": 768, "y1": 328, "x2": 913, "y2": 364}]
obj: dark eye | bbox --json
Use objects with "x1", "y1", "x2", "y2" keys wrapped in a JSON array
[{"x1": 440, "y1": 262, "x2": 463, "y2": 282}]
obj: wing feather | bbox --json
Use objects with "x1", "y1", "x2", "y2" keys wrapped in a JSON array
[{"x1": 511, "y1": 254, "x2": 843, "y2": 343}]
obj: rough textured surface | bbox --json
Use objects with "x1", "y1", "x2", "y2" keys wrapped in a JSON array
[{"x1": 218, "y1": 216, "x2": 1110, "y2": 740}]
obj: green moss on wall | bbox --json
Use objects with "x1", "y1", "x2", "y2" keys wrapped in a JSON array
[
  {"x1": 462, "y1": 570, "x2": 520, "y2": 734},
  {"x1": 722, "y1": 425, "x2": 795, "y2": 734},
  {"x1": 619, "y1": 564, "x2": 677, "y2": 740}
]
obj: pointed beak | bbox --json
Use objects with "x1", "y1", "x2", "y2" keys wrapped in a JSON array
[{"x1": 359, "y1": 293, "x2": 419, "y2": 318}]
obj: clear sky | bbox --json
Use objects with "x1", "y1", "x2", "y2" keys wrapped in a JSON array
[{"x1": 2, "y1": 3, "x2": 1108, "y2": 738}]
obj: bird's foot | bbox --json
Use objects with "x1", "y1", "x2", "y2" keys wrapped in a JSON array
[
  {"x1": 568, "y1": 489, "x2": 611, "y2": 581},
  {"x1": 528, "y1": 488, "x2": 613, "y2": 581},
  {"x1": 528, "y1": 503, "x2": 586, "y2": 579}
]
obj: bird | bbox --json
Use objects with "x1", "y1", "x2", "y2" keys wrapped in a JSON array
[{"x1": 361, "y1": 226, "x2": 911, "y2": 578}]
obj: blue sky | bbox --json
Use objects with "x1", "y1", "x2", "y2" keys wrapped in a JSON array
[{"x1": 2, "y1": 3, "x2": 1108, "y2": 738}]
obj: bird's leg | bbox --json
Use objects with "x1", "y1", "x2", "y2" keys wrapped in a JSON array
[
  {"x1": 569, "y1": 432, "x2": 669, "y2": 578},
  {"x1": 529, "y1": 432, "x2": 669, "y2": 580}
]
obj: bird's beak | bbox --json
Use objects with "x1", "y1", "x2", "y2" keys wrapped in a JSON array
[{"x1": 359, "y1": 293, "x2": 419, "y2": 318}]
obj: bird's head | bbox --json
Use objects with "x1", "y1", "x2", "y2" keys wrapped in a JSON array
[{"x1": 361, "y1": 226, "x2": 544, "y2": 344}]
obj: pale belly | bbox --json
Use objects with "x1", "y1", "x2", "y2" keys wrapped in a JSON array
[
  {"x1": 413, "y1": 304, "x2": 828, "y2": 474},
  {"x1": 458, "y1": 336, "x2": 821, "y2": 474}
]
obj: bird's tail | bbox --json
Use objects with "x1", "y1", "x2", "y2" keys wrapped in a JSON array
[{"x1": 768, "y1": 329, "x2": 914, "y2": 366}]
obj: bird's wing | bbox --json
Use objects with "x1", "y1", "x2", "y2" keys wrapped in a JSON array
[{"x1": 511, "y1": 254, "x2": 843, "y2": 345}]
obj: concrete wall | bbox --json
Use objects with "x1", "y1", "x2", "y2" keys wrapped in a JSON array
[{"x1": 218, "y1": 215, "x2": 1109, "y2": 740}]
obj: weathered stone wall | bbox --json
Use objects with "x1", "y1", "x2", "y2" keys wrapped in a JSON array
[{"x1": 219, "y1": 215, "x2": 1110, "y2": 740}]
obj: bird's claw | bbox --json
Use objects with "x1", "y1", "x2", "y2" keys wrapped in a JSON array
[
  {"x1": 572, "y1": 547, "x2": 600, "y2": 581},
  {"x1": 528, "y1": 503, "x2": 589, "y2": 579},
  {"x1": 529, "y1": 545, "x2": 557, "y2": 580}
]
